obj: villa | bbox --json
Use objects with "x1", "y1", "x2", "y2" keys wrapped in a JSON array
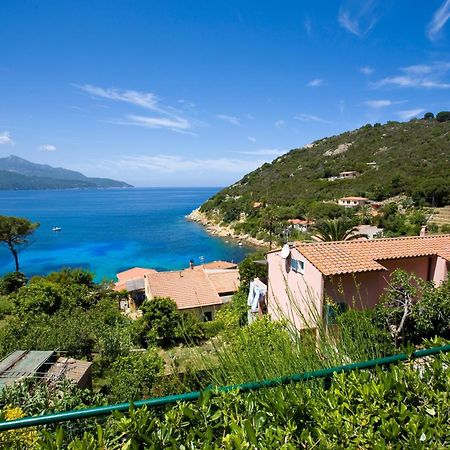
[
  {"x1": 338, "y1": 196, "x2": 368, "y2": 208},
  {"x1": 266, "y1": 234, "x2": 450, "y2": 331}
]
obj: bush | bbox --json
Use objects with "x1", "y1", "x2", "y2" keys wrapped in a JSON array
[
  {"x1": 141, "y1": 297, "x2": 180, "y2": 347},
  {"x1": 36, "y1": 343, "x2": 450, "y2": 448},
  {"x1": 0, "y1": 272, "x2": 27, "y2": 295},
  {"x1": 109, "y1": 349, "x2": 164, "y2": 401}
]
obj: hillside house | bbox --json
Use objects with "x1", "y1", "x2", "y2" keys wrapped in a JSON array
[
  {"x1": 266, "y1": 235, "x2": 450, "y2": 331},
  {"x1": 287, "y1": 218, "x2": 314, "y2": 233},
  {"x1": 115, "y1": 261, "x2": 239, "y2": 321},
  {"x1": 339, "y1": 171, "x2": 359, "y2": 179},
  {"x1": 338, "y1": 196, "x2": 368, "y2": 208}
]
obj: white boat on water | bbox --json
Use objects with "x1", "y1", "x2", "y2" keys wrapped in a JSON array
[{"x1": 52, "y1": 227, "x2": 62, "y2": 232}]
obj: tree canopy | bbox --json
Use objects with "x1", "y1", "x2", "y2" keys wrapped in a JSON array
[{"x1": 0, "y1": 216, "x2": 39, "y2": 272}]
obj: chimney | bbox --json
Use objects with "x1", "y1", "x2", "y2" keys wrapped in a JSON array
[{"x1": 420, "y1": 225, "x2": 427, "y2": 237}]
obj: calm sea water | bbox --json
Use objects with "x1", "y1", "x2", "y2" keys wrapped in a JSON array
[{"x1": 0, "y1": 188, "x2": 251, "y2": 281}]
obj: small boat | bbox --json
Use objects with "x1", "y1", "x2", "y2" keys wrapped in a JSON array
[{"x1": 52, "y1": 227, "x2": 62, "y2": 232}]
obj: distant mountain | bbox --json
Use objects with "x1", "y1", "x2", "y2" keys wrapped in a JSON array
[{"x1": 0, "y1": 155, "x2": 132, "y2": 190}]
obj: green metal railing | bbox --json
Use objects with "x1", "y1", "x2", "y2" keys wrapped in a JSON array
[{"x1": 0, "y1": 343, "x2": 449, "y2": 432}]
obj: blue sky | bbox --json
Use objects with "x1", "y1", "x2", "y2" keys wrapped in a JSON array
[{"x1": 0, "y1": 1, "x2": 449, "y2": 187}]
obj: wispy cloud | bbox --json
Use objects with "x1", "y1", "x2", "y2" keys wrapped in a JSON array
[
  {"x1": 107, "y1": 154, "x2": 265, "y2": 174},
  {"x1": 295, "y1": 113, "x2": 328, "y2": 122},
  {"x1": 247, "y1": 136, "x2": 256, "y2": 143},
  {"x1": 274, "y1": 119, "x2": 285, "y2": 128},
  {"x1": 216, "y1": 114, "x2": 241, "y2": 126},
  {"x1": 307, "y1": 78, "x2": 325, "y2": 87},
  {"x1": 360, "y1": 66, "x2": 374, "y2": 75},
  {"x1": 427, "y1": 0, "x2": 450, "y2": 41},
  {"x1": 111, "y1": 115, "x2": 193, "y2": 134},
  {"x1": 75, "y1": 84, "x2": 194, "y2": 133},
  {"x1": 38, "y1": 144, "x2": 57, "y2": 152},
  {"x1": 397, "y1": 108, "x2": 425, "y2": 120},
  {"x1": 364, "y1": 99, "x2": 394, "y2": 108},
  {"x1": 375, "y1": 63, "x2": 450, "y2": 89},
  {"x1": 76, "y1": 84, "x2": 160, "y2": 111},
  {"x1": 0, "y1": 131, "x2": 13, "y2": 145},
  {"x1": 338, "y1": 0, "x2": 378, "y2": 37}
]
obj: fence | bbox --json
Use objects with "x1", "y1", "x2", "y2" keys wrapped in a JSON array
[{"x1": 0, "y1": 343, "x2": 449, "y2": 432}]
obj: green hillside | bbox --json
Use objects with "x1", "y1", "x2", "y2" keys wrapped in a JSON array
[{"x1": 199, "y1": 118, "x2": 450, "y2": 240}]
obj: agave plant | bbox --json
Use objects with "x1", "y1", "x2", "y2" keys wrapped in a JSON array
[{"x1": 313, "y1": 218, "x2": 368, "y2": 242}]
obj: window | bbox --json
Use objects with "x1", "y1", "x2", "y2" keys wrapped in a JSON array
[
  {"x1": 291, "y1": 258, "x2": 305, "y2": 274},
  {"x1": 203, "y1": 311, "x2": 213, "y2": 322}
]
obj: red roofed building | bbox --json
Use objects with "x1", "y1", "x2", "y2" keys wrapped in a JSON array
[
  {"x1": 267, "y1": 234, "x2": 450, "y2": 331},
  {"x1": 115, "y1": 261, "x2": 239, "y2": 320}
]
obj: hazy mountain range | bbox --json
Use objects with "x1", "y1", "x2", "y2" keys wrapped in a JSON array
[{"x1": 0, "y1": 155, "x2": 132, "y2": 190}]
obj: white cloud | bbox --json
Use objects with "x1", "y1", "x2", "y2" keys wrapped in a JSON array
[
  {"x1": 307, "y1": 78, "x2": 324, "y2": 87},
  {"x1": 338, "y1": 1, "x2": 378, "y2": 37},
  {"x1": 274, "y1": 119, "x2": 285, "y2": 128},
  {"x1": 76, "y1": 84, "x2": 160, "y2": 111},
  {"x1": 375, "y1": 63, "x2": 450, "y2": 89},
  {"x1": 108, "y1": 154, "x2": 265, "y2": 174},
  {"x1": 38, "y1": 144, "x2": 57, "y2": 152},
  {"x1": 295, "y1": 113, "x2": 328, "y2": 122},
  {"x1": 76, "y1": 84, "x2": 194, "y2": 133},
  {"x1": 427, "y1": 0, "x2": 450, "y2": 41},
  {"x1": 364, "y1": 99, "x2": 393, "y2": 108},
  {"x1": 217, "y1": 114, "x2": 241, "y2": 126},
  {"x1": 112, "y1": 115, "x2": 193, "y2": 134},
  {"x1": 360, "y1": 66, "x2": 374, "y2": 75},
  {"x1": 247, "y1": 136, "x2": 256, "y2": 143},
  {"x1": 0, "y1": 131, "x2": 13, "y2": 145},
  {"x1": 396, "y1": 108, "x2": 425, "y2": 120}
]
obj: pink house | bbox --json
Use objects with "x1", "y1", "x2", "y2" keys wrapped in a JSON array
[{"x1": 267, "y1": 235, "x2": 450, "y2": 330}]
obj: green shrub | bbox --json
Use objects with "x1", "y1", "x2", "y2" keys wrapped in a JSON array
[
  {"x1": 36, "y1": 342, "x2": 450, "y2": 448},
  {"x1": 0, "y1": 271, "x2": 27, "y2": 295}
]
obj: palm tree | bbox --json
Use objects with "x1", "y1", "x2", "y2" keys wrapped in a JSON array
[{"x1": 313, "y1": 218, "x2": 368, "y2": 242}]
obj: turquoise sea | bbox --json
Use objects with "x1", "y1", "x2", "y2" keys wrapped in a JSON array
[{"x1": 0, "y1": 188, "x2": 251, "y2": 281}]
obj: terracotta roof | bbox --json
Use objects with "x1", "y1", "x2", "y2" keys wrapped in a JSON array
[
  {"x1": 294, "y1": 234, "x2": 450, "y2": 276},
  {"x1": 196, "y1": 260, "x2": 238, "y2": 270},
  {"x1": 116, "y1": 267, "x2": 155, "y2": 282},
  {"x1": 207, "y1": 270, "x2": 240, "y2": 294},
  {"x1": 145, "y1": 269, "x2": 222, "y2": 310}
]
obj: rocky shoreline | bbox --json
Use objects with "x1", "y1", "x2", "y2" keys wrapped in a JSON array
[{"x1": 186, "y1": 208, "x2": 268, "y2": 249}]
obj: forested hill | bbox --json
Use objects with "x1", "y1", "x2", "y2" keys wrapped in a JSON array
[
  {"x1": 0, "y1": 155, "x2": 132, "y2": 189},
  {"x1": 201, "y1": 118, "x2": 450, "y2": 218}
]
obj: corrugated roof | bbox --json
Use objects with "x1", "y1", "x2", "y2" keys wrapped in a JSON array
[
  {"x1": 145, "y1": 269, "x2": 223, "y2": 310},
  {"x1": 294, "y1": 234, "x2": 450, "y2": 276}
]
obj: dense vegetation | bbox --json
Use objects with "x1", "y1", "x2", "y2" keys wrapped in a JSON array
[
  {"x1": 0, "y1": 155, "x2": 131, "y2": 189},
  {"x1": 0, "y1": 257, "x2": 448, "y2": 447},
  {"x1": 200, "y1": 117, "x2": 450, "y2": 242}
]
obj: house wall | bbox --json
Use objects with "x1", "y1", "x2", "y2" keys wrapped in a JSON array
[
  {"x1": 267, "y1": 248, "x2": 324, "y2": 330},
  {"x1": 324, "y1": 256, "x2": 444, "y2": 310},
  {"x1": 181, "y1": 304, "x2": 221, "y2": 321},
  {"x1": 431, "y1": 257, "x2": 448, "y2": 286}
]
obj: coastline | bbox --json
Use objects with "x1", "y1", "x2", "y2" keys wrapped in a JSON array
[{"x1": 187, "y1": 208, "x2": 269, "y2": 249}]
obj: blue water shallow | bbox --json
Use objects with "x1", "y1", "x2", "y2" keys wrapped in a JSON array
[{"x1": 0, "y1": 188, "x2": 251, "y2": 281}]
